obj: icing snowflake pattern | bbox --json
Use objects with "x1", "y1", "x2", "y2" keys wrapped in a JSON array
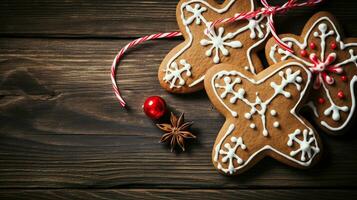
[
  {"x1": 201, "y1": 27, "x2": 243, "y2": 64},
  {"x1": 163, "y1": 59, "x2": 192, "y2": 89},
  {"x1": 218, "y1": 135, "x2": 246, "y2": 175},
  {"x1": 214, "y1": 68, "x2": 303, "y2": 136},
  {"x1": 184, "y1": 4, "x2": 207, "y2": 25},
  {"x1": 208, "y1": 62, "x2": 322, "y2": 175},
  {"x1": 268, "y1": 14, "x2": 357, "y2": 131},
  {"x1": 160, "y1": 0, "x2": 270, "y2": 89},
  {"x1": 287, "y1": 129, "x2": 320, "y2": 162}
]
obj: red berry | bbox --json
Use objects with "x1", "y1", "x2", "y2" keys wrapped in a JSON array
[
  {"x1": 310, "y1": 42, "x2": 316, "y2": 50},
  {"x1": 300, "y1": 50, "x2": 308, "y2": 57},
  {"x1": 341, "y1": 75, "x2": 348, "y2": 82},
  {"x1": 330, "y1": 42, "x2": 337, "y2": 50},
  {"x1": 318, "y1": 97, "x2": 325, "y2": 104},
  {"x1": 337, "y1": 91, "x2": 345, "y2": 99},
  {"x1": 310, "y1": 42, "x2": 316, "y2": 49},
  {"x1": 143, "y1": 96, "x2": 167, "y2": 120}
]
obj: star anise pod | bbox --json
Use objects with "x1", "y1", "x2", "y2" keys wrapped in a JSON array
[{"x1": 156, "y1": 112, "x2": 196, "y2": 152}]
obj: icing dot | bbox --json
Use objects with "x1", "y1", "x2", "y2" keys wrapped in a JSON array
[
  {"x1": 224, "y1": 77, "x2": 231, "y2": 83},
  {"x1": 244, "y1": 113, "x2": 252, "y2": 120},
  {"x1": 310, "y1": 42, "x2": 316, "y2": 50},
  {"x1": 250, "y1": 123, "x2": 256, "y2": 129},
  {"x1": 318, "y1": 97, "x2": 325, "y2": 104},
  {"x1": 296, "y1": 76, "x2": 303, "y2": 83},
  {"x1": 244, "y1": 66, "x2": 250, "y2": 71},
  {"x1": 337, "y1": 91, "x2": 345, "y2": 99},
  {"x1": 341, "y1": 75, "x2": 348, "y2": 82},
  {"x1": 319, "y1": 23, "x2": 327, "y2": 32},
  {"x1": 270, "y1": 110, "x2": 277, "y2": 116},
  {"x1": 300, "y1": 50, "x2": 308, "y2": 57},
  {"x1": 263, "y1": 130, "x2": 268, "y2": 137},
  {"x1": 273, "y1": 121, "x2": 280, "y2": 128},
  {"x1": 330, "y1": 42, "x2": 337, "y2": 50}
]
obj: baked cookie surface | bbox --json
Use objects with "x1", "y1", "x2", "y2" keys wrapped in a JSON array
[
  {"x1": 266, "y1": 12, "x2": 357, "y2": 134},
  {"x1": 204, "y1": 60, "x2": 322, "y2": 175},
  {"x1": 159, "y1": 0, "x2": 270, "y2": 93}
]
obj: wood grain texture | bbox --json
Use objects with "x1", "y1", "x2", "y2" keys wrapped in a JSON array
[
  {"x1": 0, "y1": 38, "x2": 357, "y2": 189},
  {"x1": 1, "y1": 0, "x2": 357, "y2": 198},
  {"x1": 1, "y1": 0, "x2": 357, "y2": 37},
  {"x1": 0, "y1": 189, "x2": 356, "y2": 200}
]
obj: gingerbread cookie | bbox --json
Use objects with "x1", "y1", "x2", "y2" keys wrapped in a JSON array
[
  {"x1": 158, "y1": 0, "x2": 270, "y2": 93},
  {"x1": 266, "y1": 12, "x2": 357, "y2": 134},
  {"x1": 204, "y1": 60, "x2": 322, "y2": 175}
]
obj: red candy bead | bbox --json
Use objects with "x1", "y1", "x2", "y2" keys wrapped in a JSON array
[
  {"x1": 318, "y1": 97, "x2": 325, "y2": 104},
  {"x1": 300, "y1": 50, "x2": 308, "y2": 57},
  {"x1": 341, "y1": 75, "x2": 348, "y2": 82},
  {"x1": 330, "y1": 42, "x2": 337, "y2": 50},
  {"x1": 310, "y1": 42, "x2": 316, "y2": 50},
  {"x1": 337, "y1": 91, "x2": 345, "y2": 99},
  {"x1": 143, "y1": 96, "x2": 167, "y2": 120}
]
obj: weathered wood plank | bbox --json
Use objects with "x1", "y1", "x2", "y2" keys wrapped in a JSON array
[
  {"x1": 0, "y1": 189, "x2": 356, "y2": 200},
  {"x1": 1, "y1": 38, "x2": 357, "y2": 188},
  {"x1": 0, "y1": 0, "x2": 357, "y2": 37}
]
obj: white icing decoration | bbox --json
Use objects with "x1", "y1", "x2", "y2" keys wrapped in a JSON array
[
  {"x1": 314, "y1": 23, "x2": 334, "y2": 60},
  {"x1": 163, "y1": 0, "x2": 270, "y2": 88},
  {"x1": 215, "y1": 76, "x2": 241, "y2": 99},
  {"x1": 214, "y1": 123, "x2": 235, "y2": 162},
  {"x1": 273, "y1": 121, "x2": 280, "y2": 128},
  {"x1": 218, "y1": 135, "x2": 247, "y2": 175},
  {"x1": 188, "y1": 75, "x2": 205, "y2": 87},
  {"x1": 184, "y1": 4, "x2": 207, "y2": 25},
  {"x1": 269, "y1": 16, "x2": 357, "y2": 131},
  {"x1": 244, "y1": 113, "x2": 252, "y2": 119},
  {"x1": 214, "y1": 66, "x2": 303, "y2": 137},
  {"x1": 269, "y1": 44, "x2": 278, "y2": 63},
  {"x1": 163, "y1": 59, "x2": 192, "y2": 89},
  {"x1": 270, "y1": 110, "x2": 277, "y2": 116},
  {"x1": 201, "y1": 26, "x2": 243, "y2": 64},
  {"x1": 287, "y1": 129, "x2": 320, "y2": 162},
  {"x1": 247, "y1": 17, "x2": 265, "y2": 39},
  {"x1": 211, "y1": 62, "x2": 320, "y2": 174},
  {"x1": 321, "y1": 76, "x2": 357, "y2": 130},
  {"x1": 336, "y1": 49, "x2": 357, "y2": 67},
  {"x1": 321, "y1": 79, "x2": 349, "y2": 121},
  {"x1": 250, "y1": 123, "x2": 256, "y2": 129}
]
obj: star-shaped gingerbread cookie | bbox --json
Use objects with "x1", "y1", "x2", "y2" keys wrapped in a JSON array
[
  {"x1": 204, "y1": 60, "x2": 322, "y2": 175},
  {"x1": 158, "y1": 0, "x2": 270, "y2": 93},
  {"x1": 266, "y1": 12, "x2": 357, "y2": 134}
]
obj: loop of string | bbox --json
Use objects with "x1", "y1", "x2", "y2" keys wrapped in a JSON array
[{"x1": 111, "y1": 0, "x2": 324, "y2": 108}]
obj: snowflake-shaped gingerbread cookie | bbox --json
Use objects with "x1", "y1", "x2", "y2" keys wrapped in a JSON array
[
  {"x1": 158, "y1": 0, "x2": 270, "y2": 93},
  {"x1": 266, "y1": 12, "x2": 357, "y2": 134},
  {"x1": 204, "y1": 61, "x2": 322, "y2": 175}
]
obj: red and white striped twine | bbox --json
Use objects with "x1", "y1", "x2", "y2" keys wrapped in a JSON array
[
  {"x1": 111, "y1": 0, "x2": 324, "y2": 108},
  {"x1": 111, "y1": 31, "x2": 182, "y2": 107},
  {"x1": 211, "y1": 0, "x2": 324, "y2": 52}
]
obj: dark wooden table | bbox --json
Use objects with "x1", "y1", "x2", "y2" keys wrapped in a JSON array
[{"x1": 0, "y1": 0, "x2": 357, "y2": 199}]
